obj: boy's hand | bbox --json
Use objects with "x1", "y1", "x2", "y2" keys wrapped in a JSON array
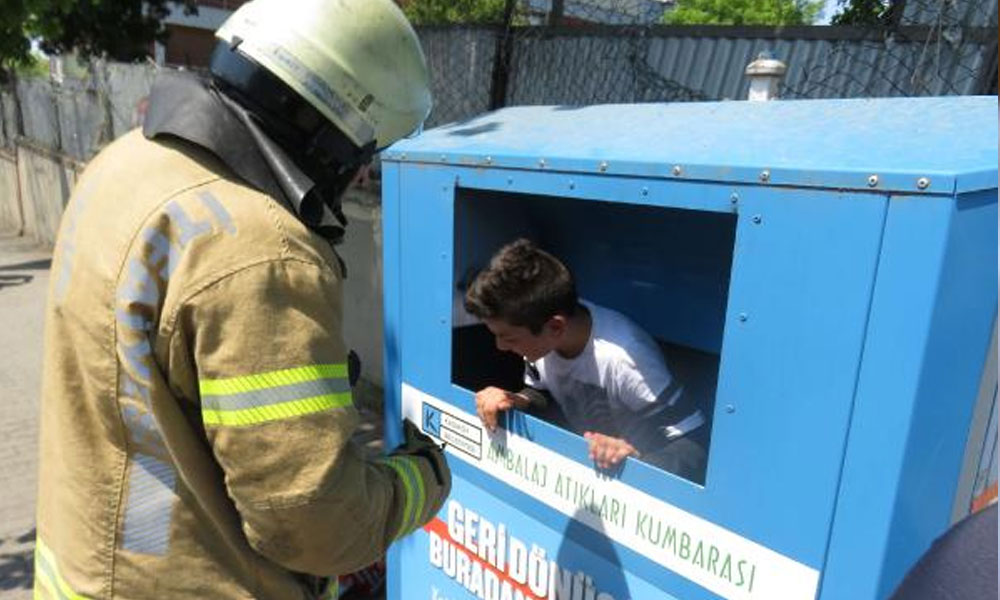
[
  {"x1": 583, "y1": 432, "x2": 639, "y2": 469},
  {"x1": 475, "y1": 386, "x2": 521, "y2": 432}
]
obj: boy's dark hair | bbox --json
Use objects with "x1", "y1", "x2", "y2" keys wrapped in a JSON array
[{"x1": 464, "y1": 239, "x2": 577, "y2": 334}]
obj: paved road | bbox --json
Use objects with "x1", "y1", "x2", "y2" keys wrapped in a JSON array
[{"x1": 0, "y1": 231, "x2": 49, "y2": 600}]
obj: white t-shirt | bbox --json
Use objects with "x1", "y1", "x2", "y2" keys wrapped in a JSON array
[{"x1": 524, "y1": 301, "x2": 703, "y2": 450}]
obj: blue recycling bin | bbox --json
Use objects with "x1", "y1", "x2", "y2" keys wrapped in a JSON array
[{"x1": 379, "y1": 96, "x2": 998, "y2": 600}]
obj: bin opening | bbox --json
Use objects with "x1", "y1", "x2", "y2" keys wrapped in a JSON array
[{"x1": 451, "y1": 187, "x2": 736, "y2": 483}]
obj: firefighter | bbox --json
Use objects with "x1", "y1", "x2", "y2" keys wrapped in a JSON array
[{"x1": 34, "y1": 0, "x2": 449, "y2": 598}]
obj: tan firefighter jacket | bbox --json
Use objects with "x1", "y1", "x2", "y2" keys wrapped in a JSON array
[{"x1": 36, "y1": 82, "x2": 448, "y2": 598}]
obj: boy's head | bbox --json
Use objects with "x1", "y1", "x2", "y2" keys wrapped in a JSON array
[{"x1": 464, "y1": 239, "x2": 578, "y2": 361}]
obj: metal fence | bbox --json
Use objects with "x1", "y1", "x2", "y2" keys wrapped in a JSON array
[
  {"x1": 0, "y1": 0, "x2": 996, "y2": 158},
  {"x1": 494, "y1": 0, "x2": 998, "y2": 110}
]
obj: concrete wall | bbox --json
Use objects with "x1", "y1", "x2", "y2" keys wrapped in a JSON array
[
  {"x1": 15, "y1": 142, "x2": 80, "y2": 247},
  {"x1": 0, "y1": 151, "x2": 21, "y2": 234}
]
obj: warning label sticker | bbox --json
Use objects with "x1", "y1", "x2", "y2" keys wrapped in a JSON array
[{"x1": 422, "y1": 402, "x2": 483, "y2": 460}]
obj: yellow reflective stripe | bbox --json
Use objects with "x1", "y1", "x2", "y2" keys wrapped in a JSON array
[
  {"x1": 322, "y1": 580, "x2": 339, "y2": 599},
  {"x1": 411, "y1": 459, "x2": 427, "y2": 535},
  {"x1": 34, "y1": 567, "x2": 56, "y2": 600},
  {"x1": 202, "y1": 392, "x2": 352, "y2": 427},
  {"x1": 381, "y1": 458, "x2": 415, "y2": 539},
  {"x1": 34, "y1": 537, "x2": 88, "y2": 600},
  {"x1": 199, "y1": 364, "x2": 348, "y2": 396},
  {"x1": 382, "y1": 456, "x2": 428, "y2": 538}
]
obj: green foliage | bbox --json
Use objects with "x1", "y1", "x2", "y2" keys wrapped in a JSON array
[
  {"x1": 830, "y1": 0, "x2": 898, "y2": 26},
  {"x1": 14, "y1": 53, "x2": 50, "y2": 78},
  {"x1": 0, "y1": 0, "x2": 35, "y2": 74},
  {"x1": 32, "y1": 0, "x2": 197, "y2": 61},
  {"x1": 401, "y1": 0, "x2": 509, "y2": 25},
  {"x1": 1, "y1": 0, "x2": 197, "y2": 77},
  {"x1": 662, "y1": 0, "x2": 823, "y2": 25}
]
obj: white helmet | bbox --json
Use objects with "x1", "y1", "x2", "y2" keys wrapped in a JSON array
[{"x1": 215, "y1": 0, "x2": 432, "y2": 151}]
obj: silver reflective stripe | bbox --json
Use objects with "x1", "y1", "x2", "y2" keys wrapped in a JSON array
[
  {"x1": 201, "y1": 378, "x2": 351, "y2": 412},
  {"x1": 115, "y1": 308, "x2": 151, "y2": 332},
  {"x1": 198, "y1": 191, "x2": 236, "y2": 235},
  {"x1": 122, "y1": 454, "x2": 176, "y2": 555},
  {"x1": 34, "y1": 547, "x2": 67, "y2": 600},
  {"x1": 164, "y1": 202, "x2": 212, "y2": 246},
  {"x1": 261, "y1": 42, "x2": 375, "y2": 145}
]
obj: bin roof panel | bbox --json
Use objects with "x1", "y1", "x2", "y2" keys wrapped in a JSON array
[{"x1": 386, "y1": 96, "x2": 998, "y2": 195}]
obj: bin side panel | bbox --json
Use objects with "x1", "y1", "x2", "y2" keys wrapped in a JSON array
[
  {"x1": 708, "y1": 188, "x2": 888, "y2": 566},
  {"x1": 382, "y1": 161, "x2": 405, "y2": 450},
  {"x1": 822, "y1": 191, "x2": 999, "y2": 600},
  {"x1": 382, "y1": 161, "x2": 405, "y2": 600}
]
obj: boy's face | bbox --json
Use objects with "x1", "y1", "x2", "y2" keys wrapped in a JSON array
[{"x1": 483, "y1": 317, "x2": 563, "y2": 362}]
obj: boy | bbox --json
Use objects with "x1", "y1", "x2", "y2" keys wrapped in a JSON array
[{"x1": 464, "y1": 239, "x2": 707, "y2": 483}]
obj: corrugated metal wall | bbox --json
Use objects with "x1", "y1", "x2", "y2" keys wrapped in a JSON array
[
  {"x1": 903, "y1": 0, "x2": 998, "y2": 27},
  {"x1": 503, "y1": 25, "x2": 997, "y2": 108}
]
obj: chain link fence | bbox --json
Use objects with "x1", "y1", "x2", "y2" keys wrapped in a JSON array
[
  {"x1": 418, "y1": 0, "x2": 997, "y2": 128},
  {"x1": 783, "y1": 0, "x2": 999, "y2": 98}
]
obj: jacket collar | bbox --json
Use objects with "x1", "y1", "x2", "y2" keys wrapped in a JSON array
[{"x1": 142, "y1": 70, "x2": 346, "y2": 243}]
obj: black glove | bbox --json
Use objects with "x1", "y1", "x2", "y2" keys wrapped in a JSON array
[
  {"x1": 384, "y1": 420, "x2": 452, "y2": 538},
  {"x1": 393, "y1": 420, "x2": 449, "y2": 487}
]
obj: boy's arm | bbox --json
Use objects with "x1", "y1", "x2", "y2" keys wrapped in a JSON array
[
  {"x1": 475, "y1": 385, "x2": 554, "y2": 431},
  {"x1": 514, "y1": 386, "x2": 550, "y2": 411},
  {"x1": 475, "y1": 386, "x2": 529, "y2": 431},
  {"x1": 477, "y1": 357, "x2": 555, "y2": 431},
  {"x1": 516, "y1": 359, "x2": 554, "y2": 414}
]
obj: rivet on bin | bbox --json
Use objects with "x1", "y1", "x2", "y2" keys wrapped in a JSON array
[
  {"x1": 752, "y1": 215, "x2": 762, "y2": 224},
  {"x1": 568, "y1": 181, "x2": 575, "y2": 190},
  {"x1": 599, "y1": 161, "x2": 608, "y2": 172},
  {"x1": 672, "y1": 165, "x2": 683, "y2": 176},
  {"x1": 725, "y1": 405, "x2": 736, "y2": 414},
  {"x1": 641, "y1": 187, "x2": 649, "y2": 196},
  {"x1": 485, "y1": 156, "x2": 493, "y2": 165},
  {"x1": 759, "y1": 170, "x2": 770, "y2": 183},
  {"x1": 917, "y1": 177, "x2": 931, "y2": 190},
  {"x1": 730, "y1": 193, "x2": 739, "y2": 204},
  {"x1": 867, "y1": 175, "x2": 879, "y2": 187},
  {"x1": 738, "y1": 312, "x2": 749, "y2": 322},
  {"x1": 539, "y1": 158, "x2": 547, "y2": 168}
]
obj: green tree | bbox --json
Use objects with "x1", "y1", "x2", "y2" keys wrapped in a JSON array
[
  {"x1": 1, "y1": 0, "x2": 197, "y2": 77},
  {"x1": 0, "y1": 0, "x2": 36, "y2": 74},
  {"x1": 662, "y1": 0, "x2": 823, "y2": 25},
  {"x1": 830, "y1": 0, "x2": 901, "y2": 26},
  {"x1": 400, "y1": 0, "x2": 509, "y2": 25}
]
